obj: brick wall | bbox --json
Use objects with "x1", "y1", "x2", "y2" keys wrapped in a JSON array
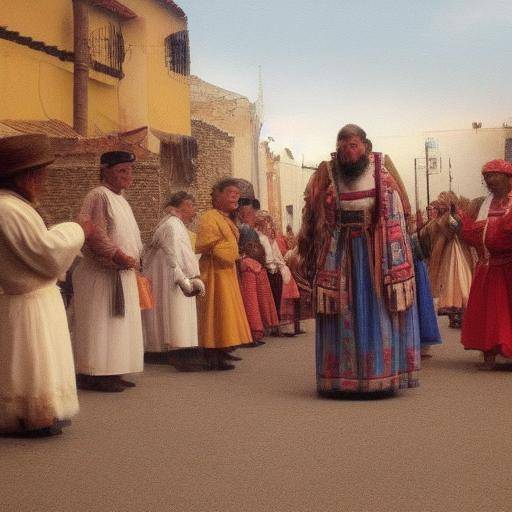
[
  {"x1": 190, "y1": 76, "x2": 260, "y2": 185},
  {"x1": 190, "y1": 119, "x2": 234, "y2": 212},
  {"x1": 37, "y1": 123, "x2": 235, "y2": 243},
  {"x1": 39, "y1": 138, "x2": 163, "y2": 244}
]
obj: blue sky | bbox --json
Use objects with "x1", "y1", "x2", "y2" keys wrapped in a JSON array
[{"x1": 180, "y1": 0, "x2": 512, "y2": 162}]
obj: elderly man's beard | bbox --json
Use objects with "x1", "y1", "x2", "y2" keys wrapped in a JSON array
[{"x1": 336, "y1": 153, "x2": 370, "y2": 182}]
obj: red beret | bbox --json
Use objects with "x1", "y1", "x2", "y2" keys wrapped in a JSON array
[{"x1": 482, "y1": 159, "x2": 512, "y2": 176}]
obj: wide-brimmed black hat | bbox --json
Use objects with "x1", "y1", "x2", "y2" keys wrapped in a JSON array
[
  {"x1": 100, "y1": 151, "x2": 135, "y2": 167},
  {"x1": 0, "y1": 134, "x2": 54, "y2": 176}
]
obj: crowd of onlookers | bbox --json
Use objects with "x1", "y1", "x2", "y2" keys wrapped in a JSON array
[
  {"x1": 0, "y1": 135, "x2": 313, "y2": 437},
  {"x1": 139, "y1": 182, "x2": 313, "y2": 374}
]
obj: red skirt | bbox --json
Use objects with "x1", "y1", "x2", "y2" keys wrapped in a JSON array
[
  {"x1": 461, "y1": 258, "x2": 512, "y2": 356},
  {"x1": 239, "y1": 258, "x2": 279, "y2": 340}
]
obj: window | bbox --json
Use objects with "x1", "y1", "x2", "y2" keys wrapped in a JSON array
[
  {"x1": 165, "y1": 31, "x2": 190, "y2": 76},
  {"x1": 89, "y1": 23, "x2": 125, "y2": 79}
]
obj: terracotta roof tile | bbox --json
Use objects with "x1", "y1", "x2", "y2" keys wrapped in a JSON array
[
  {"x1": 0, "y1": 123, "x2": 22, "y2": 138},
  {"x1": 90, "y1": 0, "x2": 138, "y2": 19},
  {"x1": 156, "y1": 0, "x2": 187, "y2": 19},
  {"x1": 90, "y1": 1, "x2": 187, "y2": 20},
  {"x1": 1, "y1": 119, "x2": 82, "y2": 139}
]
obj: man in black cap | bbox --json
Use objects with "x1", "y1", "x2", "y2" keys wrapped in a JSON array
[
  {"x1": 100, "y1": 150, "x2": 136, "y2": 167},
  {"x1": 72, "y1": 150, "x2": 144, "y2": 392}
]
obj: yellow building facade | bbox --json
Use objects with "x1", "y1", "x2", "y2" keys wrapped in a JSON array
[{"x1": 0, "y1": 0, "x2": 191, "y2": 151}]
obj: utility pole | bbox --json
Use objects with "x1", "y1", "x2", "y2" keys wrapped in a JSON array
[
  {"x1": 448, "y1": 158, "x2": 453, "y2": 192},
  {"x1": 73, "y1": 0, "x2": 89, "y2": 136},
  {"x1": 425, "y1": 140, "x2": 431, "y2": 207}
]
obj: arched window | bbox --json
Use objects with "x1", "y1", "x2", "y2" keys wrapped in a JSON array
[
  {"x1": 164, "y1": 30, "x2": 190, "y2": 76},
  {"x1": 89, "y1": 23, "x2": 125, "y2": 78}
]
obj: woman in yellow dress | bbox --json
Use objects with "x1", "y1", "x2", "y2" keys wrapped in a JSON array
[{"x1": 196, "y1": 178, "x2": 252, "y2": 370}]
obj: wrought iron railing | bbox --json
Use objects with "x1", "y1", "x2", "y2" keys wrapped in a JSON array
[
  {"x1": 89, "y1": 23, "x2": 125, "y2": 78},
  {"x1": 164, "y1": 30, "x2": 190, "y2": 76}
]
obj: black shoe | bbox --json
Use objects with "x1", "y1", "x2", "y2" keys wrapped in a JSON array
[
  {"x1": 173, "y1": 361, "x2": 211, "y2": 372},
  {"x1": 318, "y1": 389, "x2": 396, "y2": 400},
  {"x1": 3, "y1": 419, "x2": 69, "y2": 438},
  {"x1": 221, "y1": 352, "x2": 242, "y2": 361},
  {"x1": 202, "y1": 350, "x2": 236, "y2": 370},
  {"x1": 77, "y1": 375, "x2": 125, "y2": 393},
  {"x1": 240, "y1": 341, "x2": 264, "y2": 348},
  {"x1": 118, "y1": 378, "x2": 136, "y2": 388},
  {"x1": 214, "y1": 361, "x2": 235, "y2": 371},
  {"x1": 6, "y1": 426, "x2": 63, "y2": 438},
  {"x1": 144, "y1": 352, "x2": 171, "y2": 364}
]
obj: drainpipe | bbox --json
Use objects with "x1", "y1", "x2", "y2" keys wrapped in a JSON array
[{"x1": 73, "y1": 0, "x2": 89, "y2": 136}]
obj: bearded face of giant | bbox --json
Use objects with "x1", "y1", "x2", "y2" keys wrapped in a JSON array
[
  {"x1": 337, "y1": 135, "x2": 367, "y2": 165},
  {"x1": 336, "y1": 135, "x2": 370, "y2": 179}
]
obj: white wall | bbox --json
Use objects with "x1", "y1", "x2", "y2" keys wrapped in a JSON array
[
  {"x1": 277, "y1": 150, "x2": 314, "y2": 234},
  {"x1": 373, "y1": 127, "x2": 512, "y2": 211}
]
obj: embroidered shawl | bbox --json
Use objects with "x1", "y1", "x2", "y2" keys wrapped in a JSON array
[{"x1": 297, "y1": 152, "x2": 415, "y2": 312}]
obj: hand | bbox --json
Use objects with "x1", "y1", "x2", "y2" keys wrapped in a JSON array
[
  {"x1": 448, "y1": 214, "x2": 461, "y2": 231},
  {"x1": 239, "y1": 258, "x2": 248, "y2": 272},
  {"x1": 177, "y1": 277, "x2": 193, "y2": 295},
  {"x1": 81, "y1": 219, "x2": 96, "y2": 239},
  {"x1": 191, "y1": 278, "x2": 206, "y2": 297},
  {"x1": 112, "y1": 250, "x2": 138, "y2": 270}
]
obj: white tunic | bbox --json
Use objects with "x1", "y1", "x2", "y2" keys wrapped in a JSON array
[
  {"x1": 0, "y1": 190, "x2": 84, "y2": 431},
  {"x1": 72, "y1": 186, "x2": 144, "y2": 376},
  {"x1": 142, "y1": 215, "x2": 200, "y2": 351}
]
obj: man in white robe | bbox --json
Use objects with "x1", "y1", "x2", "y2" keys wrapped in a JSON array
[
  {"x1": 0, "y1": 134, "x2": 84, "y2": 437},
  {"x1": 72, "y1": 151, "x2": 143, "y2": 393},
  {"x1": 142, "y1": 191, "x2": 206, "y2": 371}
]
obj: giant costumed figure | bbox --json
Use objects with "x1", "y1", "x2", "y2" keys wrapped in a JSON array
[{"x1": 297, "y1": 124, "x2": 421, "y2": 396}]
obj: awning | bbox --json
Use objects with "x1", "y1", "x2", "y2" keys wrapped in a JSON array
[
  {"x1": 151, "y1": 127, "x2": 195, "y2": 147},
  {"x1": 90, "y1": 0, "x2": 138, "y2": 20}
]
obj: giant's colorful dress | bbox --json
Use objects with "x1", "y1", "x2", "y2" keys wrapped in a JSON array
[
  {"x1": 460, "y1": 194, "x2": 512, "y2": 356},
  {"x1": 299, "y1": 153, "x2": 421, "y2": 394}
]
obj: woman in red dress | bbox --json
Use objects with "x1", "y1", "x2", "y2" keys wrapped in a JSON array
[{"x1": 459, "y1": 159, "x2": 512, "y2": 369}]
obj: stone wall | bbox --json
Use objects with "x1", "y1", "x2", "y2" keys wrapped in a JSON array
[
  {"x1": 190, "y1": 76, "x2": 261, "y2": 189},
  {"x1": 189, "y1": 119, "x2": 234, "y2": 212}
]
